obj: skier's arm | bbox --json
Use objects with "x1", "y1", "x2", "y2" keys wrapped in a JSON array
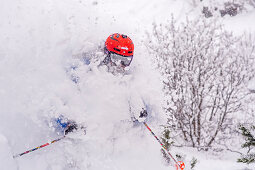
[{"x1": 129, "y1": 92, "x2": 148, "y2": 122}]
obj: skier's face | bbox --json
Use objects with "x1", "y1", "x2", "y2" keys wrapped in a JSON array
[
  {"x1": 110, "y1": 53, "x2": 133, "y2": 67},
  {"x1": 103, "y1": 48, "x2": 132, "y2": 74}
]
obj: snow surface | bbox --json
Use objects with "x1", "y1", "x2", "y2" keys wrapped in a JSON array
[{"x1": 0, "y1": 0, "x2": 255, "y2": 170}]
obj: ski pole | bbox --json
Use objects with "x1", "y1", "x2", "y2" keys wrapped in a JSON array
[
  {"x1": 13, "y1": 136, "x2": 65, "y2": 158},
  {"x1": 143, "y1": 122, "x2": 185, "y2": 170}
]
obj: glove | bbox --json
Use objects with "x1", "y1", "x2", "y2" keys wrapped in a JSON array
[
  {"x1": 139, "y1": 108, "x2": 148, "y2": 118},
  {"x1": 64, "y1": 122, "x2": 78, "y2": 135},
  {"x1": 134, "y1": 108, "x2": 147, "y2": 123}
]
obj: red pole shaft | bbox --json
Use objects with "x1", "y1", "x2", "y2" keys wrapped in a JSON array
[{"x1": 143, "y1": 122, "x2": 181, "y2": 168}]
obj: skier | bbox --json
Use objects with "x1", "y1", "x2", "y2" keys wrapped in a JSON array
[
  {"x1": 103, "y1": 33, "x2": 148, "y2": 122},
  {"x1": 55, "y1": 33, "x2": 148, "y2": 135}
]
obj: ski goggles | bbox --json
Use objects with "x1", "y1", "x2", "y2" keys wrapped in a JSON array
[{"x1": 110, "y1": 53, "x2": 133, "y2": 67}]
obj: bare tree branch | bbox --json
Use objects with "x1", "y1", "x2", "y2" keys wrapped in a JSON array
[{"x1": 146, "y1": 16, "x2": 255, "y2": 149}]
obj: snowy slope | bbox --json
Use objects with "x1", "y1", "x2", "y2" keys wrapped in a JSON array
[{"x1": 0, "y1": 0, "x2": 255, "y2": 170}]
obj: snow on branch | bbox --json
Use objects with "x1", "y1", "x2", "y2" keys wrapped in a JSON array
[{"x1": 146, "y1": 16, "x2": 255, "y2": 150}]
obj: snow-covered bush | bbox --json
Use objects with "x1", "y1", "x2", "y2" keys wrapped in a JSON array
[
  {"x1": 219, "y1": 2, "x2": 243, "y2": 17},
  {"x1": 200, "y1": 0, "x2": 255, "y2": 18},
  {"x1": 161, "y1": 127, "x2": 174, "y2": 164},
  {"x1": 190, "y1": 157, "x2": 198, "y2": 169},
  {"x1": 202, "y1": 6, "x2": 213, "y2": 18},
  {"x1": 238, "y1": 124, "x2": 255, "y2": 164},
  {"x1": 146, "y1": 16, "x2": 255, "y2": 149}
]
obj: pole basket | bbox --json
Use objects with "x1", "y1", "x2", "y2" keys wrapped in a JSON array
[{"x1": 175, "y1": 161, "x2": 185, "y2": 170}]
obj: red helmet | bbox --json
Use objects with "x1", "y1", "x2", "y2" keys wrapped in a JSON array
[{"x1": 105, "y1": 33, "x2": 134, "y2": 57}]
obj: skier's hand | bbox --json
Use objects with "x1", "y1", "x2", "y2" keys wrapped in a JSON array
[
  {"x1": 64, "y1": 122, "x2": 78, "y2": 135},
  {"x1": 139, "y1": 108, "x2": 148, "y2": 118},
  {"x1": 137, "y1": 108, "x2": 148, "y2": 122}
]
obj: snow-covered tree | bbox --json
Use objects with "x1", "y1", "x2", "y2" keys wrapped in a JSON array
[{"x1": 146, "y1": 16, "x2": 255, "y2": 149}]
